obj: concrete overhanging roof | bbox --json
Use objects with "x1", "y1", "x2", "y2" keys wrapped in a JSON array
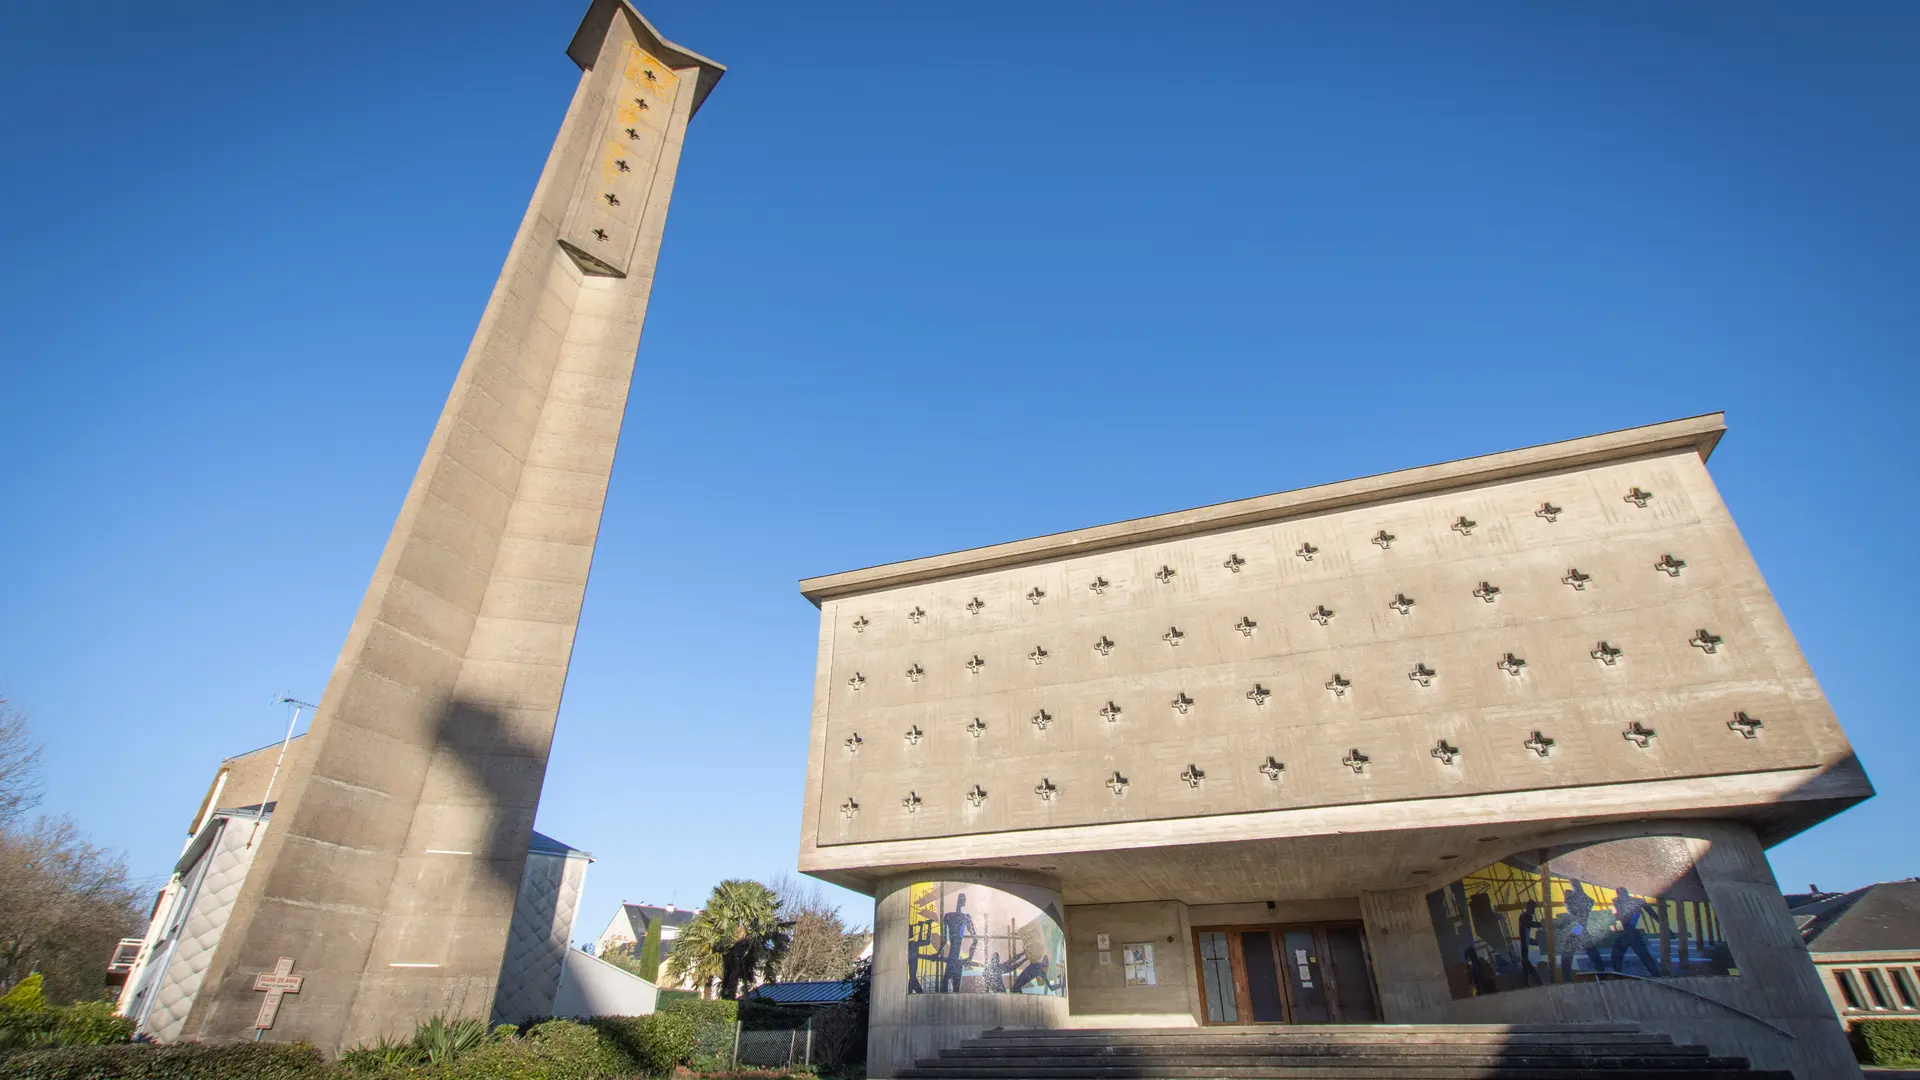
[
  {"x1": 568, "y1": 0, "x2": 725, "y2": 116},
  {"x1": 799, "y1": 412, "x2": 1728, "y2": 606}
]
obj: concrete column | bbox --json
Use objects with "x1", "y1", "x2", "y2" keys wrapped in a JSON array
[
  {"x1": 869, "y1": 871, "x2": 1068, "y2": 1079},
  {"x1": 178, "y1": 2, "x2": 722, "y2": 1054}
]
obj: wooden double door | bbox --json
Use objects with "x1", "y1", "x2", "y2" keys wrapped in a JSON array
[{"x1": 1193, "y1": 922, "x2": 1380, "y2": 1025}]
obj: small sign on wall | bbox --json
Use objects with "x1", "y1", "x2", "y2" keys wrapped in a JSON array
[
  {"x1": 1122, "y1": 942, "x2": 1156, "y2": 986},
  {"x1": 1096, "y1": 933, "x2": 1111, "y2": 950}
]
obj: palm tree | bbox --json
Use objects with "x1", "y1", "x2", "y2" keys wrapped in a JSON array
[{"x1": 664, "y1": 880, "x2": 791, "y2": 999}]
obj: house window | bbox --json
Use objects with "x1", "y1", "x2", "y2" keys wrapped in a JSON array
[
  {"x1": 1863, "y1": 969, "x2": 1894, "y2": 1010},
  {"x1": 1890, "y1": 967, "x2": 1918, "y2": 1010},
  {"x1": 1835, "y1": 970, "x2": 1864, "y2": 1010}
]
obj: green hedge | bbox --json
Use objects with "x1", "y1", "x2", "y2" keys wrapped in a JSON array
[
  {"x1": 656, "y1": 994, "x2": 737, "y2": 1070},
  {"x1": 1853, "y1": 1017, "x2": 1920, "y2": 1066},
  {"x1": 0, "y1": 1015, "x2": 703, "y2": 1080},
  {"x1": 0, "y1": 1042, "x2": 333, "y2": 1079}
]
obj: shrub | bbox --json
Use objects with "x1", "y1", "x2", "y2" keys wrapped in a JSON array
[
  {"x1": 585, "y1": 1012, "x2": 695, "y2": 1077},
  {"x1": 0, "y1": 974, "x2": 49, "y2": 1012},
  {"x1": 0, "y1": 1041, "x2": 332, "y2": 1079},
  {"x1": 1854, "y1": 1017, "x2": 1920, "y2": 1065},
  {"x1": 53, "y1": 999, "x2": 133, "y2": 1046}
]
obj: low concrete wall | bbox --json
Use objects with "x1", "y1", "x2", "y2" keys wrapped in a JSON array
[{"x1": 552, "y1": 948, "x2": 656, "y2": 1019}]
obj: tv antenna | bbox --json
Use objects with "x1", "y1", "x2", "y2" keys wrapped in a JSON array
[{"x1": 245, "y1": 694, "x2": 316, "y2": 849}]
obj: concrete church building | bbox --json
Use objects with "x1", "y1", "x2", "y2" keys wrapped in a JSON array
[{"x1": 796, "y1": 414, "x2": 1874, "y2": 1078}]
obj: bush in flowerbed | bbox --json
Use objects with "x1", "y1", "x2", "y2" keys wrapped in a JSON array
[{"x1": 1852, "y1": 1017, "x2": 1920, "y2": 1066}]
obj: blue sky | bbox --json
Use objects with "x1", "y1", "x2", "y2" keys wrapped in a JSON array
[{"x1": 1, "y1": 1, "x2": 1914, "y2": 935}]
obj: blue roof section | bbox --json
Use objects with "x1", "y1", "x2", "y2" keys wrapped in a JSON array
[
  {"x1": 529, "y1": 829, "x2": 593, "y2": 860},
  {"x1": 747, "y1": 980, "x2": 858, "y2": 1005}
]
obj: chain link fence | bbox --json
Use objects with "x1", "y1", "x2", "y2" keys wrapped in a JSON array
[{"x1": 731, "y1": 1023, "x2": 813, "y2": 1070}]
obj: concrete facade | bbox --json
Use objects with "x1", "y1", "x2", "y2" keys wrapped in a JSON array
[
  {"x1": 179, "y1": 1, "x2": 721, "y2": 1052},
  {"x1": 796, "y1": 415, "x2": 1874, "y2": 1079}
]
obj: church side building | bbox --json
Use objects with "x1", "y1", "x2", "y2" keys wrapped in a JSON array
[{"x1": 795, "y1": 413, "x2": 1873, "y2": 1079}]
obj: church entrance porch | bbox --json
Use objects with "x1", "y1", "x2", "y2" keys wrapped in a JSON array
[{"x1": 1194, "y1": 922, "x2": 1379, "y2": 1025}]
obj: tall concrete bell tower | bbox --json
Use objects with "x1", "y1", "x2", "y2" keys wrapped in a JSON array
[{"x1": 182, "y1": 1, "x2": 722, "y2": 1052}]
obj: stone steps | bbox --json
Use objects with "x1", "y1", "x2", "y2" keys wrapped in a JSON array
[{"x1": 897, "y1": 1024, "x2": 1794, "y2": 1080}]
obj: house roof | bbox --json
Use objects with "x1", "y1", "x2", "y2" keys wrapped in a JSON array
[
  {"x1": 747, "y1": 980, "x2": 858, "y2": 1006},
  {"x1": 1793, "y1": 880, "x2": 1920, "y2": 954},
  {"x1": 622, "y1": 903, "x2": 698, "y2": 932}
]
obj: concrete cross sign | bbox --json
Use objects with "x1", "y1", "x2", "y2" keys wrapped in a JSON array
[{"x1": 252, "y1": 957, "x2": 303, "y2": 1030}]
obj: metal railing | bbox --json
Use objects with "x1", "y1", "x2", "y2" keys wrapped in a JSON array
[{"x1": 1592, "y1": 970, "x2": 1795, "y2": 1039}]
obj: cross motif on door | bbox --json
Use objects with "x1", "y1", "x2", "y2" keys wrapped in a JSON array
[
  {"x1": 907, "y1": 606, "x2": 926, "y2": 623},
  {"x1": 1088, "y1": 577, "x2": 1108, "y2": 595},
  {"x1": 902, "y1": 792, "x2": 921, "y2": 813},
  {"x1": 1523, "y1": 731, "x2": 1555, "y2": 757},
  {"x1": 1028, "y1": 646, "x2": 1049, "y2": 665},
  {"x1": 1623, "y1": 721, "x2": 1657, "y2": 747},
  {"x1": 252, "y1": 958, "x2": 303, "y2": 1030},
  {"x1": 840, "y1": 798, "x2": 858, "y2": 819},
  {"x1": 847, "y1": 672, "x2": 864, "y2": 691},
  {"x1": 852, "y1": 615, "x2": 869, "y2": 633},
  {"x1": 1027, "y1": 587, "x2": 1046, "y2": 604},
  {"x1": 844, "y1": 733, "x2": 862, "y2": 754},
  {"x1": 905, "y1": 663, "x2": 924, "y2": 682},
  {"x1": 1728, "y1": 712, "x2": 1763, "y2": 739}
]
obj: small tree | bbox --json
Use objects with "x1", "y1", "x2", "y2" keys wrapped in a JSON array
[
  {"x1": 663, "y1": 881, "x2": 789, "y2": 999},
  {"x1": 638, "y1": 915, "x2": 663, "y2": 982}
]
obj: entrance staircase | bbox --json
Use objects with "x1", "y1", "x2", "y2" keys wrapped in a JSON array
[{"x1": 897, "y1": 1025, "x2": 1795, "y2": 1079}]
